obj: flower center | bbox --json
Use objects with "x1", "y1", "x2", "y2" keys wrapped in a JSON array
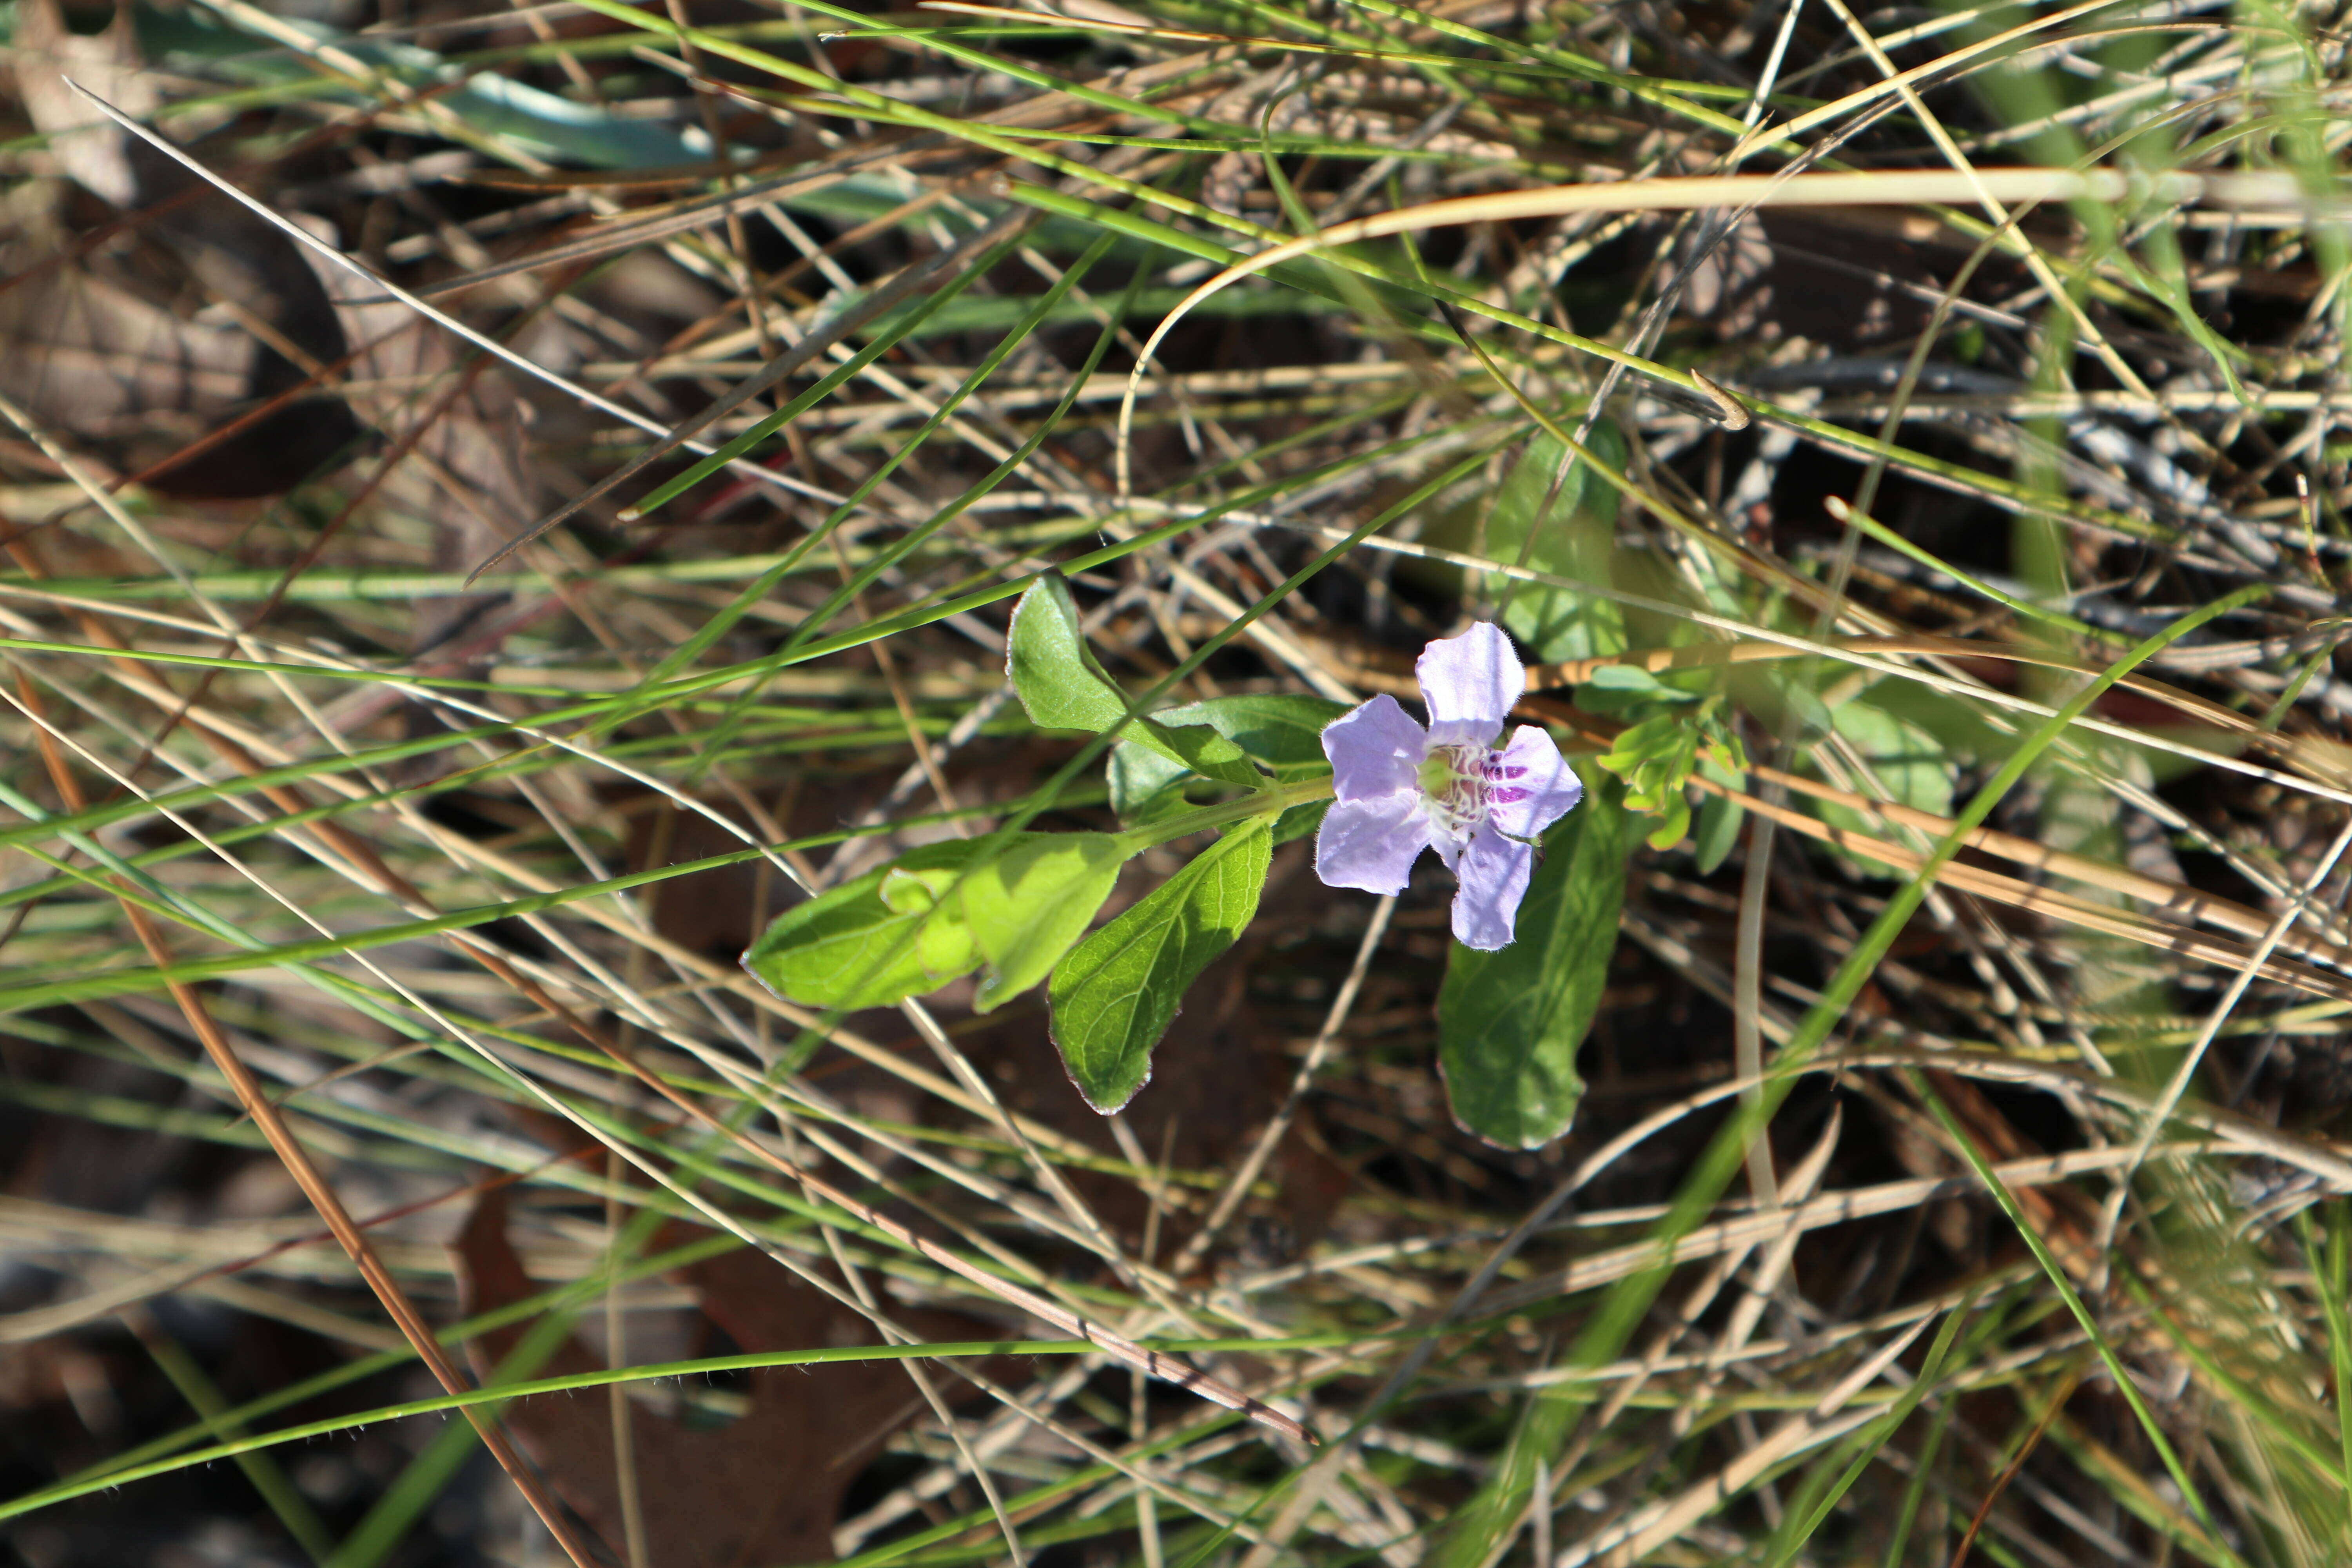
[
  {"x1": 1419, "y1": 744, "x2": 1492, "y2": 841},
  {"x1": 1418, "y1": 744, "x2": 1537, "y2": 844}
]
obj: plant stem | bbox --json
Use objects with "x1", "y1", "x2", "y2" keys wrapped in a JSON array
[{"x1": 1111, "y1": 776, "x2": 1335, "y2": 856}]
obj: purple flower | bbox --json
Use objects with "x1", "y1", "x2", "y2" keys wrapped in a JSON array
[{"x1": 1315, "y1": 623, "x2": 1584, "y2": 949}]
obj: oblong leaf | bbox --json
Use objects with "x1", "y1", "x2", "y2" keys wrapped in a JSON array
[
  {"x1": 742, "y1": 839, "x2": 990, "y2": 1010},
  {"x1": 1437, "y1": 771, "x2": 1626, "y2": 1148},
  {"x1": 1691, "y1": 790, "x2": 1743, "y2": 875},
  {"x1": 1007, "y1": 574, "x2": 1260, "y2": 785},
  {"x1": 1488, "y1": 426, "x2": 1630, "y2": 664},
  {"x1": 1152, "y1": 693, "x2": 1350, "y2": 774},
  {"x1": 1007, "y1": 572, "x2": 1132, "y2": 735},
  {"x1": 1047, "y1": 820, "x2": 1274, "y2": 1112},
  {"x1": 960, "y1": 832, "x2": 1128, "y2": 1013}
]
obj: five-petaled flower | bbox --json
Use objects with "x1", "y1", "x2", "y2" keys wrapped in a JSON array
[{"x1": 1315, "y1": 623, "x2": 1584, "y2": 949}]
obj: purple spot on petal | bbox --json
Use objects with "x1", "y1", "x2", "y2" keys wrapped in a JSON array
[{"x1": 1489, "y1": 787, "x2": 1528, "y2": 805}]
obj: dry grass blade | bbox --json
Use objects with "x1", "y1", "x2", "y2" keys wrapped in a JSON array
[
  {"x1": 480, "y1": 209, "x2": 1036, "y2": 580},
  {"x1": 9, "y1": 0, "x2": 2352, "y2": 1562},
  {"x1": 3, "y1": 665, "x2": 604, "y2": 1568}
]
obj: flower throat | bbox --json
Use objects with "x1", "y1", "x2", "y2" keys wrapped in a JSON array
[{"x1": 1419, "y1": 744, "x2": 1533, "y2": 841}]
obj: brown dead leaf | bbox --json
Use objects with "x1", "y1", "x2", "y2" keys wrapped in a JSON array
[
  {"x1": 453, "y1": 1185, "x2": 1005, "y2": 1565},
  {"x1": 9, "y1": 0, "x2": 152, "y2": 209},
  {"x1": 298, "y1": 244, "x2": 539, "y2": 652},
  {"x1": 8, "y1": 0, "x2": 544, "y2": 657},
  {"x1": 3, "y1": 0, "x2": 362, "y2": 495}
]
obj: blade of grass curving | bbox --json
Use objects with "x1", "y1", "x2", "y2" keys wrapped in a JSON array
[
  {"x1": 28, "y1": 1231, "x2": 741, "y2": 1506},
  {"x1": 0, "y1": 1340, "x2": 1149, "y2": 1523},
  {"x1": 325, "y1": 1275, "x2": 607, "y2": 1568}
]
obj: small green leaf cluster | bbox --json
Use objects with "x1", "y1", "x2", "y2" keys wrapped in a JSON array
[
  {"x1": 743, "y1": 574, "x2": 1336, "y2": 1113},
  {"x1": 1583, "y1": 666, "x2": 1748, "y2": 853},
  {"x1": 746, "y1": 571, "x2": 1641, "y2": 1152}
]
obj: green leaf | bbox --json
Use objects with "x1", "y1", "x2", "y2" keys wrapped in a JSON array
[
  {"x1": 1114, "y1": 693, "x2": 1346, "y2": 837},
  {"x1": 1691, "y1": 756, "x2": 1746, "y2": 875},
  {"x1": 959, "y1": 832, "x2": 1128, "y2": 1013},
  {"x1": 1152, "y1": 693, "x2": 1350, "y2": 775},
  {"x1": 1006, "y1": 571, "x2": 1134, "y2": 734},
  {"x1": 1829, "y1": 697, "x2": 1954, "y2": 816},
  {"x1": 1643, "y1": 793, "x2": 1692, "y2": 852},
  {"x1": 1572, "y1": 662, "x2": 1698, "y2": 716},
  {"x1": 743, "y1": 839, "x2": 991, "y2": 1009},
  {"x1": 1802, "y1": 694, "x2": 1956, "y2": 871},
  {"x1": 880, "y1": 864, "x2": 990, "y2": 978},
  {"x1": 1006, "y1": 574, "x2": 1260, "y2": 786},
  {"x1": 1436, "y1": 772, "x2": 1626, "y2": 1148},
  {"x1": 1150, "y1": 718, "x2": 1265, "y2": 788},
  {"x1": 743, "y1": 827, "x2": 1136, "y2": 1014},
  {"x1": 1487, "y1": 427, "x2": 1629, "y2": 663},
  {"x1": 1047, "y1": 820, "x2": 1274, "y2": 1112},
  {"x1": 1107, "y1": 741, "x2": 1193, "y2": 826},
  {"x1": 1691, "y1": 790, "x2": 1742, "y2": 872}
]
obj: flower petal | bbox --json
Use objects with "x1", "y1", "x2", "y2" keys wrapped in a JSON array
[
  {"x1": 1486, "y1": 724, "x2": 1584, "y2": 841},
  {"x1": 1320, "y1": 693, "x2": 1425, "y2": 802},
  {"x1": 1452, "y1": 824, "x2": 1534, "y2": 951},
  {"x1": 1417, "y1": 622, "x2": 1522, "y2": 748},
  {"x1": 1315, "y1": 792, "x2": 1431, "y2": 893},
  {"x1": 1426, "y1": 814, "x2": 1472, "y2": 872}
]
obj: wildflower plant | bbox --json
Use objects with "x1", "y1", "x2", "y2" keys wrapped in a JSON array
[{"x1": 746, "y1": 581, "x2": 1617, "y2": 1138}]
